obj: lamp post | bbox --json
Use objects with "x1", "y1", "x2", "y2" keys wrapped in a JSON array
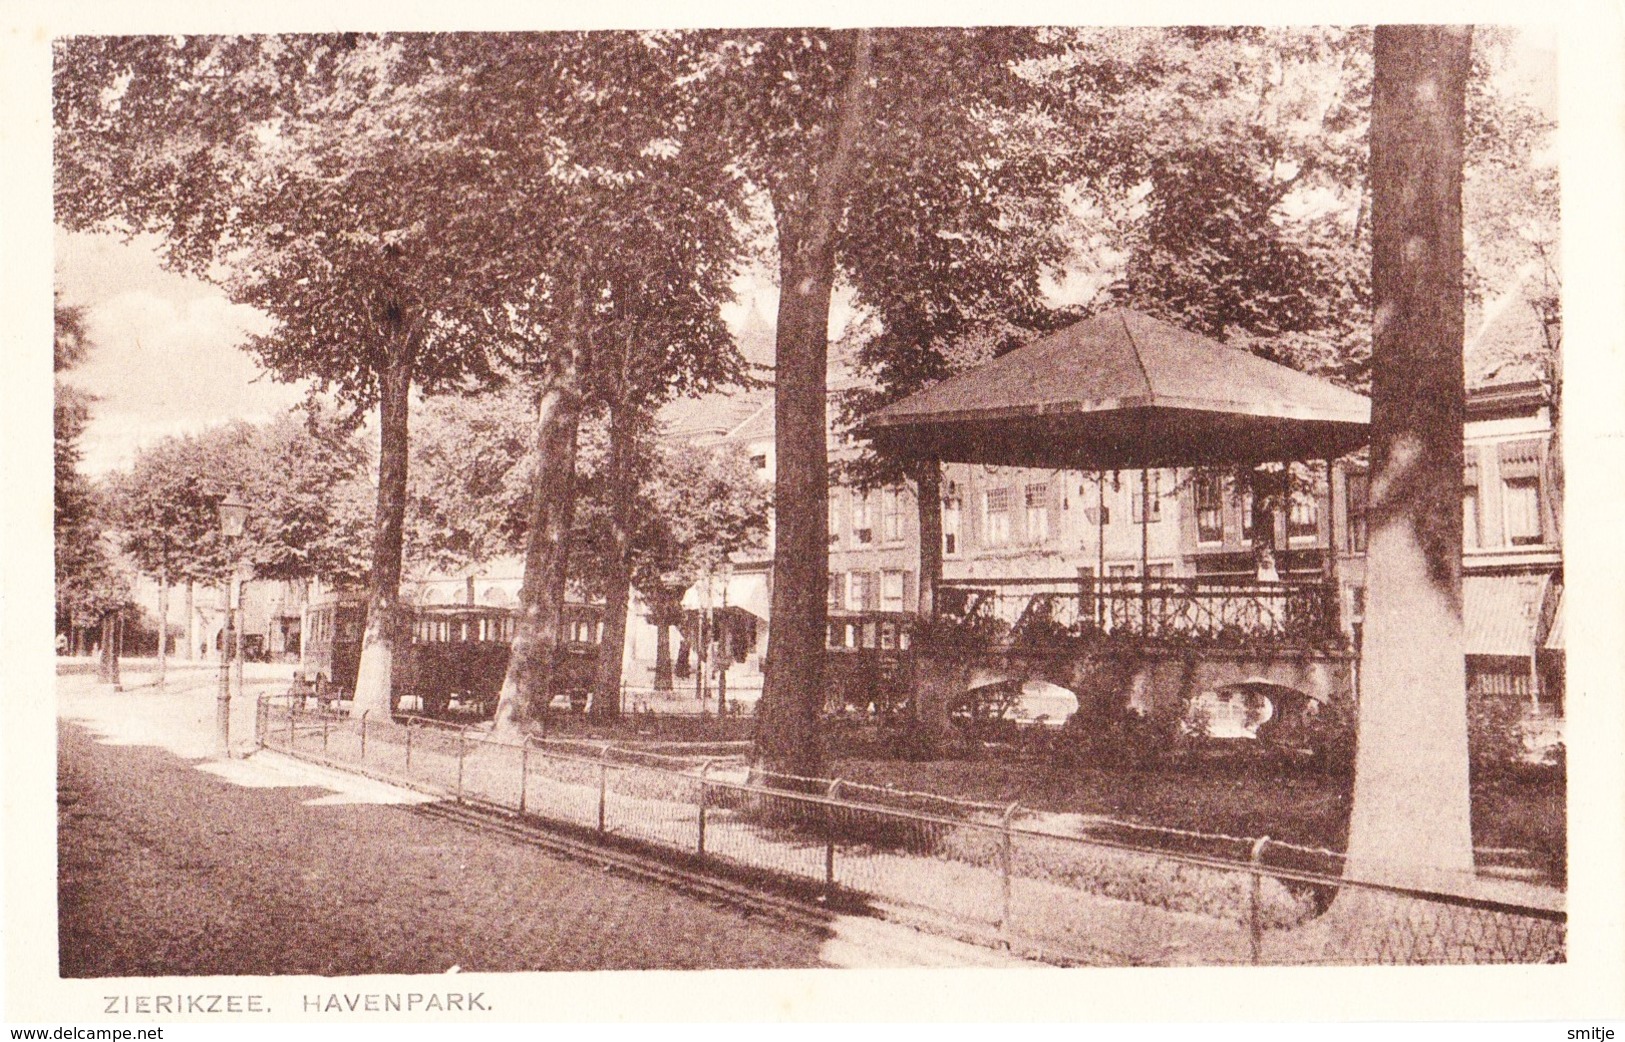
[
  {"x1": 716, "y1": 561, "x2": 734, "y2": 716},
  {"x1": 215, "y1": 493, "x2": 249, "y2": 757}
]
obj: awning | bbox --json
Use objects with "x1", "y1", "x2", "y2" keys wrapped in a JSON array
[
  {"x1": 1543, "y1": 590, "x2": 1565, "y2": 651},
  {"x1": 680, "y1": 570, "x2": 772, "y2": 620},
  {"x1": 1463, "y1": 573, "x2": 1550, "y2": 658}
]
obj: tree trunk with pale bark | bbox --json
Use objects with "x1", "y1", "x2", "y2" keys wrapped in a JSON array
[
  {"x1": 1345, "y1": 24, "x2": 1475, "y2": 889},
  {"x1": 493, "y1": 323, "x2": 585, "y2": 735}
]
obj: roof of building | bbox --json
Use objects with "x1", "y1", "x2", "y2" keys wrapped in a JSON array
[
  {"x1": 1466, "y1": 289, "x2": 1559, "y2": 391},
  {"x1": 866, "y1": 309, "x2": 1371, "y2": 470}
]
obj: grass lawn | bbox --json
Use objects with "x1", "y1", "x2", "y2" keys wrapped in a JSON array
[{"x1": 831, "y1": 748, "x2": 1566, "y2": 884}]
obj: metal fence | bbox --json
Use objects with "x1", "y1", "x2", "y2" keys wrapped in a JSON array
[{"x1": 256, "y1": 698, "x2": 1563, "y2": 967}]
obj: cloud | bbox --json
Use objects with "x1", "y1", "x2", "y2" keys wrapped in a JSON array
[{"x1": 66, "y1": 279, "x2": 307, "y2": 475}]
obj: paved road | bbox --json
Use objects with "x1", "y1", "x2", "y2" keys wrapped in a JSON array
[{"x1": 58, "y1": 721, "x2": 843, "y2": 976}]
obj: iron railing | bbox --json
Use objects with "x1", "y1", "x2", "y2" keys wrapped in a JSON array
[
  {"x1": 253, "y1": 699, "x2": 1560, "y2": 968},
  {"x1": 937, "y1": 575, "x2": 1342, "y2": 647},
  {"x1": 256, "y1": 698, "x2": 1562, "y2": 967}
]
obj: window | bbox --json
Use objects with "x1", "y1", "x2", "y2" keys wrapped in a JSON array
[
  {"x1": 750, "y1": 454, "x2": 767, "y2": 470},
  {"x1": 847, "y1": 571, "x2": 877, "y2": 611},
  {"x1": 852, "y1": 492, "x2": 873, "y2": 545},
  {"x1": 1499, "y1": 440, "x2": 1546, "y2": 546},
  {"x1": 1195, "y1": 472, "x2": 1224, "y2": 544},
  {"x1": 1024, "y1": 483, "x2": 1051, "y2": 544},
  {"x1": 942, "y1": 482, "x2": 962, "y2": 556},
  {"x1": 827, "y1": 572, "x2": 845, "y2": 610},
  {"x1": 880, "y1": 570, "x2": 907, "y2": 612},
  {"x1": 1288, "y1": 487, "x2": 1319, "y2": 541},
  {"x1": 881, "y1": 487, "x2": 906, "y2": 543},
  {"x1": 828, "y1": 490, "x2": 840, "y2": 546},
  {"x1": 984, "y1": 487, "x2": 1011, "y2": 547},
  {"x1": 1240, "y1": 488, "x2": 1255, "y2": 541},
  {"x1": 1130, "y1": 470, "x2": 1163, "y2": 523},
  {"x1": 1345, "y1": 472, "x2": 1369, "y2": 554},
  {"x1": 1503, "y1": 478, "x2": 1543, "y2": 545}
]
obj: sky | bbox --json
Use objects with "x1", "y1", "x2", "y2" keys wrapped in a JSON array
[
  {"x1": 53, "y1": 228, "x2": 809, "y2": 475},
  {"x1": 56, "y1": 230, "x2": 297, "y2": 474},
  {"x1": 51, "y1": 27, "x2": 1556, "y2": 479}
]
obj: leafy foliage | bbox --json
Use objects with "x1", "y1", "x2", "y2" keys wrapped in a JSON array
[
  {"x1": 405, "y1": 387, "x2": 770, "y2": 605},
  {"x1": 54, "y1": 297, "x2": 128, "y2": 629},
  {"x1": 406, "y1": 387, "x2": 535, "y2": 575},
  {"x1": 103, "y1": 409, "x2": 372, "y2": 589}
]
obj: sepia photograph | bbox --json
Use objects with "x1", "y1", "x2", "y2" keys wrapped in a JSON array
[{"x1": 6, "y1": 3, "x2": 1624, "y2": 1031}]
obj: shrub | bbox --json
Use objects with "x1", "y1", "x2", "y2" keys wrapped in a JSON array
[
  {"x1": 1468, "y1": 693, "x2": 1530, "y2": 778},
  {"x1": 1304, "y1": 692, "x2": 1358, "y2": 777}
]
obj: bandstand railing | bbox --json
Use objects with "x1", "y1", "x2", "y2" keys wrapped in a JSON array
[{"x1": 935, "y1": 576, "x2": 1342, "y2": 648}]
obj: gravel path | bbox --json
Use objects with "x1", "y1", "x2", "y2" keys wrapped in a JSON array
[{"x1": 57, "y1": 721, "x2": 833, "y2": 976}]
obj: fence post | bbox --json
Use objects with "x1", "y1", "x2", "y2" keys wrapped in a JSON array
[
  {"x1": 519, "y1": 739, "x2": 530, "y2": 816},
  {"x1": 287, "y1": 698, "x2": 295, "y2": 749},
  {"x1": 359, "y1": 709, "x2": 370, "y2": 762},
  {"x1": 405, "y1": 716, "x2": 414, "y2": 769},
  {"x1": 1249, "y1": 835, "x2": 1271, "y2": 965},
  {"x1": 321, "y1": 710, "x2": 329, "y2": 755},
  {"x1": 1000, "y1": 801, "x2": 1020, "y2": 941},
  {"x1": 824, "y1": 779, "x2": 844, "y2": 901},
  {"x1": 457, "y1": 726, "x2": 468, "y2": 804},
  {"x1": 597, "y1": 744, "x2": 609, "y2": 834},
  {"x1": 697, "y1": 760, "x2": 714, "y2": 854}
]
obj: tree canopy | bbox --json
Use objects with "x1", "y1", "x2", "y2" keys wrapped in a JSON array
[{"x1": 104, "y1": 410, "x2": 373, "y2": 591}]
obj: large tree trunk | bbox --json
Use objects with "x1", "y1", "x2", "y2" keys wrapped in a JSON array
[
  {"x1": 755, "y1": 29, "x2": 874, "y2": 781},
  {"x1": 185, "y1": 580, "x2": 196, "y2": 661},
  {"x1": 652, "y1": 593, "x2": 678, "y2": 691},
  {"x1": 351, "y1": 348, "x2": 415, "y2": 719},
  {"x1": 493, "y1": 329, "x2": 585, "y2": 735},
  {"x1": 909, "y1": 456, "x2": 950, "y2": 754},
  {"x1": 1345, "y1": 25, "x2": 1474, "y2": 888},
  {"x1": 912, "y1": 457, "x2": 943, "y2": 617},
  {"x1": 156, "y1": 561, "x2": 168, "y2": 687},
  {"x1": 592, "y1": 402, "x2": 638, "y2": 719},
  {"x1": 96, "y1": 611, "x2": 120, "y2": 689}
]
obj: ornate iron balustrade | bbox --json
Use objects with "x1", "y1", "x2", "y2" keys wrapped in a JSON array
[{"x1": 935, "y1": 576, "x2": 1343, "y2": 649}]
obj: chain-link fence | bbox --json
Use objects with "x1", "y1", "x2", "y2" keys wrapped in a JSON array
[{"x1": 257, "y1": 697, "x2": 1563, "y2": 966}]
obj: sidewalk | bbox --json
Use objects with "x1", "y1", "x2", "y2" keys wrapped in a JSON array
[{"x1": 56, "y1": 667, "x2": 1035, "y2": 971}]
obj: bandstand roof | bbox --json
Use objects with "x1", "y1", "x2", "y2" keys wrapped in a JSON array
[{"x1": 865, "y1": 309, "x2": 1370, "y2": 469}]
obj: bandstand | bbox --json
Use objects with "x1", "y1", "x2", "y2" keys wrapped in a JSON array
[{"x1": 863, "y1": 309, "x2": 1372, "y2": 732}]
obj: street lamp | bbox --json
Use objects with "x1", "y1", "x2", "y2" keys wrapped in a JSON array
[
  {"x1": 215, "y1": 492, "x2": 250, "y2": 757},
  {"x1": 716, "y1": 560, "x2": 734, "y2": 716}
]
